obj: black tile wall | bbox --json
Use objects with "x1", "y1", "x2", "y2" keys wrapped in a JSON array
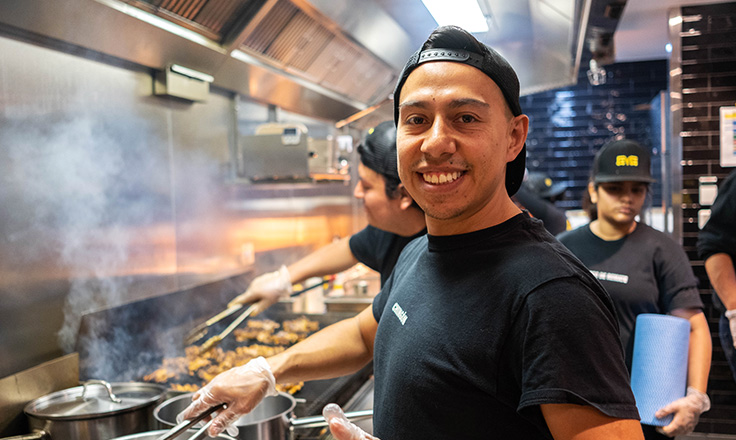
[
  {"x1": 678, "y1": 2, "x2": 736, "y2": 435},
  {"x1": 522, "y1": 60, "x2": 668, "y2": 209}
]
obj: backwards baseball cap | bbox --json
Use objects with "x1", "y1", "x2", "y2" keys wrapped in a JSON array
[
  {"x1": 357, "y1": 121, "x2": 399, "y2": 181},
  {"x1": 525, "y1": 172, "x2": 567, "y2": 199},
  {"x1": 592, "y1": 139, "x2": 656, "y2": 183},
  {"x1": 392, "y1": 26, "x2": 526, "y2": 196}
]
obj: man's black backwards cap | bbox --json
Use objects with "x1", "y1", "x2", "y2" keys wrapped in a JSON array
[
  {"x1": 357, "y1": 121, "x2": 399, "y2": 181},
  {"x1": 392, "y1": 26, "x2": 526, "y2": 196}
]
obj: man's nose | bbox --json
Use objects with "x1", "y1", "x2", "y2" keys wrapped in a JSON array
[
  {"x1": 420, "y1": 118, "x2": 456, "y2": 158},
  {"x1": 353, "y1": 181, "x2": 364, "y2": 198}
]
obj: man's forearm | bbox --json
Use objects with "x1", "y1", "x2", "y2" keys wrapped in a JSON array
[
  {"x1": 704, "y1": 253, "x2": 736, "y2": 310},
  {"x1": 287, "y1": 236, "x2": 359, "y2": 284},
  {"x1": 268, "y1": 306, "x2": 376, "y2": 384}
]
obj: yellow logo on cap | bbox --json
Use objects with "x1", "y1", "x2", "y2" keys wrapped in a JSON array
[{"x1": 615, "y1": 155, "x2": 639, "y2": 167}]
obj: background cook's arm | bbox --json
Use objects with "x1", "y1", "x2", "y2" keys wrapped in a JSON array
[
  {"x1": 269, "y1": 305, "x2": 377, "y2": 383},
  {"x1": 287, "y1": 236, "x2": 359, "y2": 283},
  {"x1": 541, "y1": 404, "x2": 644, "y2": 440},
  {"x1": 230, "y1": 236, "x2": 359, "y2": 312},
  {"x1": 704, "y1": 253, "x2": 736, "y2": 310},
  {"x1": 671, "y1": 308, "x2": 712, "y2": 393}
]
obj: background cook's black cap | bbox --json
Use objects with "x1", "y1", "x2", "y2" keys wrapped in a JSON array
[
  {"x1": 357, "y1": 121, "x2": 399, "y2": 181},
  {"x1": 392, "y1": 25, "x2": 526, "y2": 196},
  {"x1": 524, "y1": 172, "x2": 567, "y2": 199},
  {"x1": 592, "y1": 139, "x2": 656, "y2": 183}
]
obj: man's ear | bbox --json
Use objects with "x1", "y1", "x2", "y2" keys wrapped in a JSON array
[{"x1": 507, "y1": 114, "x2": 529, "y2": 162}]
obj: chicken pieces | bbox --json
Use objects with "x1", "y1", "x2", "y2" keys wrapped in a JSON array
[{"x1": 144, "y1": 316, "x2": 320, "y2": 394}]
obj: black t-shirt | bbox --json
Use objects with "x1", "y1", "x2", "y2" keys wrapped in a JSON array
[
  {"x1": 349, "y1": 225, "x2": 426, "y2": 286},
  {"x1": 697, "y1": 170, "x2": 736, "y2": 312},
  {"x1": 372, "y1": 213, "x2": 639, "y2": 439},
  {"x1": 558, "y1": 223, "x2": 702, "y2": 368}
]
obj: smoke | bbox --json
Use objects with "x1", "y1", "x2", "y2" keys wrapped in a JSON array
[{"x1": 3, "y1": 113, "x2": 170, "y2": 353}]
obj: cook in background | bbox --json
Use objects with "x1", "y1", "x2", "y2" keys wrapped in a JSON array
[
  {"x1": 229, "y1": 120, "x2": 427, "y2": 315},
  {"x1": 178, "y1": 25, "x2": 644, "y2": 439},
  {"x1": 513, "y1": 171, "x2": 570, "y2": 235},
  {"x1": 697, "y1": 169, "x2": 736, "y2": 382},
  {"x1": 557, "y1": 139, "x2": 711, "y2": 439}
]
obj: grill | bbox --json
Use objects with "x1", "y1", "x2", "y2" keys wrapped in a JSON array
[{"x1": 75, "y1": 273, "x2": 372, "y2": 436}]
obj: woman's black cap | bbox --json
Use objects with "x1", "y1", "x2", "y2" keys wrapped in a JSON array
[{"x1": 592, "y1": 139, "x2": 656, "y2": 183}]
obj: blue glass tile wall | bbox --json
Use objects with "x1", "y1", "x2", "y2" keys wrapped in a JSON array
[{"x1": 522, "y1": 60, "x2": 668, "y2": 211}]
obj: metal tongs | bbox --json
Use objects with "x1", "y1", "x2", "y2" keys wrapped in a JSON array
[
  {"x1": 154, "y1": 403, "x2": 225, "y2": 440},
  {"x1": 184, "y1": 278, "x2": 332, "y2": 351},
  {"x1": 184, "y1": 304, "x2": 246, "y2": 347},
  {"x1": 196, "y1": 303, "x2": 257, "y2": 355}
]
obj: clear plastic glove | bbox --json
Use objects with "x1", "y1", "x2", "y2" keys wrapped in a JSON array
[
  {"x1": 725, "y1": 309, "x2": 736, "y2": 349},
  {"x1": 323, "y1": 403, "x2": 379, "y2": 440},
  {"x1": 655, "y1": 387, "x2": 711, "y2": 437},
  {"x1": 228, "y1": 265, "x2": 292, "y2": 315},
  {"x1": 176, "y1": 356, "x2": 278, "y2": 437}
]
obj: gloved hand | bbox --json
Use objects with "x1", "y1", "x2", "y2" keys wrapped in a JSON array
[
  {"x1": 725, "y1": 309, "x2": 736, "y2": 349},
  {"x1": 655, "y1": 387, "x2": 711, "y2": 437},
  {"x1": 228, "y1": 265, "x2": 292, "y2": 315},
  {"x1": 177, "y1": 356, "x2": 278, "y2": 437},
  {"x1": 323, "y1": 404, "x2": 379, "y2": 440}
]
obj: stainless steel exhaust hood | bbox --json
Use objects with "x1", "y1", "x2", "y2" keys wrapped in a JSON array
[{"x1": 0, "y1": 0, "x2": 609, "y2": 124}]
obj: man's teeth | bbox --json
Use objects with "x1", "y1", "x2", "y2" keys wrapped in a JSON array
[{"x1": 423, "y1": 172, "x2": 460, "y2": 184}]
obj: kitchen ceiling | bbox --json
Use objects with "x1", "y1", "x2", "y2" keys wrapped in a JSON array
[{"x1": 1, "y1": 0, "x2": 726, "y2": 125}]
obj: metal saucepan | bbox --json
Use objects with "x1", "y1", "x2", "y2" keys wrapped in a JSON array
[
  {"x1": 0, "y1": 380, "x2": 166, "y2": 440},
  {"x1": 154, "y1": 392, "x2": 373, "y2": 440},
  {"x1": 108, "y1": 429, "x2": 236, "y2": 440}
]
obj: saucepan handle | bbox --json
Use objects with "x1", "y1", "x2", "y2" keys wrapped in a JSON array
[{"x1": 289, "y1": 409, "x2": 373, "y2": 429}]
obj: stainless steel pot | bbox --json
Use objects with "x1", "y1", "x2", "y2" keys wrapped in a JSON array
[
  {"x1": 154, "y1": 392, "x2": 372, "y2": 440},
  {"x1": 109, "y1": 429, "x2": 236, "y2": 440},
  {"x1": 0, "y1": 380, "x2": 166, "y2": 440}
]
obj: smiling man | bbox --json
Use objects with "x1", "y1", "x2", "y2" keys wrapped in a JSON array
[{"x1": 178, "y1": 26, "x2": 643, "y2": 440}]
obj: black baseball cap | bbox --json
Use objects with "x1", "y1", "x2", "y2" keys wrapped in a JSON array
[
  {"x1": 357, "y1": 121, "x2": 399, "y2": 181},
  {"x1": 592, "y1": 139, "x2": 656, "y2": 183},
  {"x1": 525, "y1": 172, "x2": 567, "y2": 198},
  {"x1": 392, "y1": 26, "x2": 526, "y2": 196}
]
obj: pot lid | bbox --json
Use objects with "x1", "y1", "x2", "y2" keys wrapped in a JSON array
[{"x1": 25, "y1": 381, "x2": 166, "y2": 420}]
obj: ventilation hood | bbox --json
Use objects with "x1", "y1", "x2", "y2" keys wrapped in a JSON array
[{"x1": 0, "y1": 0, "x2": 610, "y2": 125}]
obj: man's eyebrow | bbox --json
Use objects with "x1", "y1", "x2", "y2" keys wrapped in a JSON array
[
  {"x1": 398, "y1": 100, "x2": 428, "y2": 111},
  {"x1": 399, "y1": 98, "x2": 490, "y2": 111},
  {"x1": 448, "y1": 98, "x2": 489, "y2": 109}
]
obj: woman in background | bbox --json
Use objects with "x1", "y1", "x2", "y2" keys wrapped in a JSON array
[{"x1": 557, "y1": 139, "x2": 711, "y2": 439}]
